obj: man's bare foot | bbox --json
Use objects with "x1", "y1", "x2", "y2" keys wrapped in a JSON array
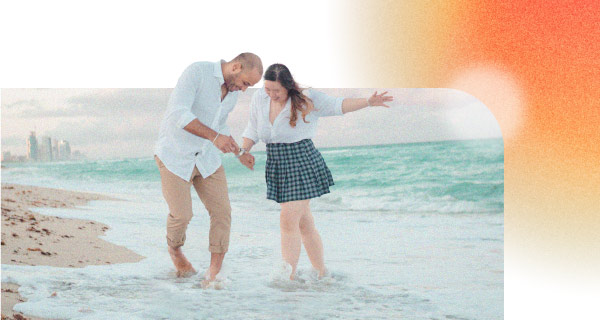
[
  {"x1": 176, "y1": 268, "x2": 198, "y2": 278},
  {"x1": 200, "y1": 278, "x2": 224, "y2": 290},
  {"x1": 206, "y1": 252, "x2": 225, "y2": 281},
  {"x1": 168, "y1": 246, "x2": 196, "y2": 278},
  {"x1": 200, "y1": 270, "x2": 221, "y2": 289},
  {"x1": 207, "y1": 265, "x2": 220, "y2": 281}
]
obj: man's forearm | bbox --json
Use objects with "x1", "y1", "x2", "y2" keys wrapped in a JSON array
[{"x1": 183, "y1": 119, "x2": 219, "y2": 141}]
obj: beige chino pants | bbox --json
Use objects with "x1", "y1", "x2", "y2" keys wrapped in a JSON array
[{"x1": 155, "y1": 156, "x2": 231, "y2": 253}]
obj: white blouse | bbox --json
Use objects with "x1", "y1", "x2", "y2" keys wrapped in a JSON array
[{"x1": 242, "y1": 88, "x2": 344, "y2": 144}]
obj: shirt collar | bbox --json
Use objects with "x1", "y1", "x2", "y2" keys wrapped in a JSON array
[
  {"x1": 262, "y1": 87, "x2": 269, "y2": 99},
  {"x1": 214, "y1": 60, "x2": 225, "y2": 85}
]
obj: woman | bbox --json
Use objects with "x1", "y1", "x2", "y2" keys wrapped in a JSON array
[{"x1": 238, "y1": 63, "x2": 393, "y2": 279}]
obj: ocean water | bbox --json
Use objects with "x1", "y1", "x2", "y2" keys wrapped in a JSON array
[{"x1": 2, "y1": 139, "x2": 504, "y2": 319}]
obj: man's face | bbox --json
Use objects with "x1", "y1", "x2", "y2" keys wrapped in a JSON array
[{"x1": 225, "y1": 67, "x2": 261, "y2": 92}]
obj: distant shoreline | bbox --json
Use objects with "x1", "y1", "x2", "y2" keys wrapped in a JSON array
[{"x1": 1, "y1": 137, "x2": 504, "y2": 163}]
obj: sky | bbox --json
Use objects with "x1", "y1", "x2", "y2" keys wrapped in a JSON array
[
  {"x1": 0, "y1": 1, "x2": 502, "y2": 160},
  {"x1": 1, "y1": 87, "x2": 501, "y2": 159}
]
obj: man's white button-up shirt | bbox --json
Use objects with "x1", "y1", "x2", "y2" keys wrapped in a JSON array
[{"x1": 155, "y1": 61, "x2": 238, "y2": 181}]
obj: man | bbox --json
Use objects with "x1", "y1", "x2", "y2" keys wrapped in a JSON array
[{"x1": 154, "y1": 53, "x2": 263, "y2": 283}]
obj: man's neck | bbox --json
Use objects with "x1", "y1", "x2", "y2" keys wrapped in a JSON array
[
  {"x1": 221, "y1": 84, "x2": 228, "y2": 102},
  {"x1": 220, "y1": 61, "x2": 230, "y2": 102},
  {"x1": 220, "y1": 61, "x2": 228, "y2": 79}
]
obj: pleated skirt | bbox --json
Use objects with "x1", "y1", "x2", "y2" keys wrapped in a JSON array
[{"x1": 265, "y1": 139, "x2": 334, "y2": 203}]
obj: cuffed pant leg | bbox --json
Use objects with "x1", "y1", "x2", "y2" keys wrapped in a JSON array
[
  {"x1": 156, "y1": 156, "x2": 193, "y2": 249},
  {"x1": 192, "y1": 166, "x2": 231, "y2": 253}
]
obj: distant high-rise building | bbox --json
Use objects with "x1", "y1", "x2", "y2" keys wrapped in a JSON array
[
  {"x1": 40, "y1": 136, "x2": 53, "y2": 161},
  {"x1": 58, "y1": 140, "x2": 71, "y2": 160},
  {"x1": 27, "y1": 131, "x2": 39, "y2": 161},
  {"x1": 52, "y1": 139, "x2": 59, "y2": 159}
]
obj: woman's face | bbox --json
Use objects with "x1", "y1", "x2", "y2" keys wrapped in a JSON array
[{"x1": 264, "y1": 80, "x2": 288, "y2": 103}]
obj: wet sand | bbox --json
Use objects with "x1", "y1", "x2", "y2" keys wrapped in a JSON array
[{"x1": 1, "y1": 183, "x2": 145, "y2": 319}]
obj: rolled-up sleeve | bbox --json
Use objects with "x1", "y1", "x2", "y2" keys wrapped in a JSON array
[
  {"x1": 168, "y1": 63, "x2": 203, "y2": 128},
  {"x1": 307, "y1": 89, "x2": 344, "y2": 117},
  {"x1": 242, "y1": 91, "x2": 260, "y2": 143}
]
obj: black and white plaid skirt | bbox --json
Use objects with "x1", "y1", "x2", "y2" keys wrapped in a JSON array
[{"x1": 265, "y1": 139, "x2": 334, "y2": 203}]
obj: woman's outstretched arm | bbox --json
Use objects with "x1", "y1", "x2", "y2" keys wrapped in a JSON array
[{"x1": 341, "y1": 91, "x2": 394, "y2": 114}]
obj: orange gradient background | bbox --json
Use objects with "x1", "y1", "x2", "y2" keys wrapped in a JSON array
[
  {"x1": 338, "y1": 0, "x2": 599, "y2": 285},
  {"x1": 1, "y1": 1, "x2": 598, "y2": 317}
]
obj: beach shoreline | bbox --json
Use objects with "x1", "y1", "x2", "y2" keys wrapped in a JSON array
[
  {"x1": 0, "y1": 140, "x2": 504, "y2": 319},
  {"x1": 1, "y1": 183, "x2": 145, "y2": 320}
]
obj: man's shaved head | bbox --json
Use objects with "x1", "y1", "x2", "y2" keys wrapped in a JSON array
[
  {"x1": 222, "y1": 53, "x2": 263, "y2": 92},
  {"x1": 231, "y1": 52, "x2": 263, "y2": 76}
]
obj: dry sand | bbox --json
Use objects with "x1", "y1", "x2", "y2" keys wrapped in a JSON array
[{"x1": 1, "y1": 183, "x2": 145, "y2": 320}]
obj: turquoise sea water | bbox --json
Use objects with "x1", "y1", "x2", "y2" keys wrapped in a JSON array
[
  {"x1": 2, "y1": 138, "x2": 504, "y2": 319},
  {"x1": 3, "y1": 138, "x2": 503, "y2": 215}
]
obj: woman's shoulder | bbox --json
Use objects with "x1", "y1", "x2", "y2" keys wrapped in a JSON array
[
  {"x1": 302, "y1": 88, "x2": 329, "y2": 100},
  {"x1": 301, "y1": 88, "x2": 314, "y2": 97}
]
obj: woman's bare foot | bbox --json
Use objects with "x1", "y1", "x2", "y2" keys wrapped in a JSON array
[
  {"x1": 317, "y1": 267, "x2": 329, "y2": 279},
  {"x1": 289, "y1": 267, "x2": 296, "y2": 281},
  {"x1": 168, "y1": 246, "x2": 196, "y2": 278}
]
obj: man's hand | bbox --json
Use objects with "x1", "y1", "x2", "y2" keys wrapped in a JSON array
[
  {"x1": 213, "y1": 135, "x2": 239, "y2": 154},
  {"x1": 238, "y1": 152, "x2": 255, "y2": 170}
]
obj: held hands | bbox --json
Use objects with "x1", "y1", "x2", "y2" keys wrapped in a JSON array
[
  {"x1": 367, "y1": 91, "x2": 394, "y2": 108},
  {"x1": 212, "y1": 133, "x2": 254, "y2": 170},
  {"x1": 238, "y1": 152, "x2": 255, "y2": 170},
  {"x1": 213, "y1": 134, "x2": 240, "y2": 154}
]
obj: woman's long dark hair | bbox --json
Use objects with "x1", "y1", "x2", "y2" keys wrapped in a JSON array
[{"x1": 263, "y1": 63, "x2": 313, "y2": 127}]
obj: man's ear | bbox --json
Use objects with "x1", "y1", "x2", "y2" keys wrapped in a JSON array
[{"x1": 231, "y1": 62, "x2": 243, "y2": 74}]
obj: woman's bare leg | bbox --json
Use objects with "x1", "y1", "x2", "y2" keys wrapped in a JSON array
[
  {"x1": 280, "y1": 200, "x2": 308, "y2": 279},
  {"x1": 299, "y1": 203, "x2": 327, "y2": 277}
]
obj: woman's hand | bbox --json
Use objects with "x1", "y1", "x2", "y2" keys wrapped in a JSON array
[
  {"x1": 239, "y1": 152, "x2": 255, "y2": 170},
  {"x1": 367, "y1": 91, "x2": 394, "y2": 108}
]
